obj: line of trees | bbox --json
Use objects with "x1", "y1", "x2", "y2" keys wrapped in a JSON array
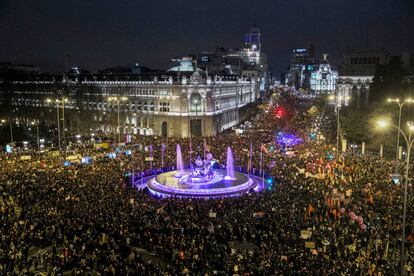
[{"x1": 340, "y1": 56, "x2": 414, "y2": 155}]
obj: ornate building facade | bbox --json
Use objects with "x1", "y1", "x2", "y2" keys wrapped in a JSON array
[
  {"x1": 310, "y1": 54, "x2": 338, "y2": 94},
  {"x1": 0, "y1": 71, "x2": 258, "y2": 138},
  {"x1": 337, "y1": 50, "x2": 387, "y2": 106}
]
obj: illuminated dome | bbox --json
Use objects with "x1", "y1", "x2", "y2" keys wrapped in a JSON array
[
  {"x1": 168, "y1": 60, "x2": 193, "y2": 72},
  {"x1": 168, "y1": 57, "x2": 204, "y2": 73}
]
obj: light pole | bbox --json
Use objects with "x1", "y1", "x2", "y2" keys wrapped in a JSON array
[
  {"x1": 329, "y1": 94, "x2": 349, "y2": 155},
  {"x1": 1, "y1": 119, "x2": 13, "y2": 144},
  {"x1": 31, "y1": 121, "x2": 40, "y2": 151},
  {"x1": 377, "y1": 119, "x2": 414, "y2": 275},
  {"x1": 387, "y1": 98, "x2": 414, "y2": 174},
  {"x1": 47, "y1": 99, "x2": 61, "y2": 153},
  {"x1": 108, "y1": 96, "x2": 128, "y2": 144},
  {"x1": 61, "y1": 98, "x2": 68, "y2": 152}
]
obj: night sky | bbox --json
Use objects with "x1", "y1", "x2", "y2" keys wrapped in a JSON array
[{"x1": 1, "y1": 0, "x2": 413, "y2": 76}]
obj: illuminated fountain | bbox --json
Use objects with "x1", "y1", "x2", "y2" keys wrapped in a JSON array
[
  {"x1": 183, "y1": 155, "x2": 214, "y2": 183},
  {"x1": 146, "y1": 146, "x2": 263, "y2": 198},
  {"x1": 224, "y1": 147, "x2": 235, "y2": 180},
  {"x1": 175, "y1": 144, "x2": 185, "y2": 177}
]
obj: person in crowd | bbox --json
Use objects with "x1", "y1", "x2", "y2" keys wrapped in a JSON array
[{"x1": 0, "y1": 94, "x2": 412, "y2": 275}]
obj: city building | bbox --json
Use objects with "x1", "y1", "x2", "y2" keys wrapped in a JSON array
[
  {"x1": 337, "y1": 49, "x2": 388, "y2": 105},
  {"x1": 0, "y1": 69, "x2": 259, "y2": 139},
  {"x1": 197, "y1": 27, "x2": 268, "y2": 95},
  {"x1": 285, "y1": 44, "x2": 316, "y2": 91},
  {"x1": 310, "y1": 54, "x2": 338, "y2": 94},
  {"x1": 0, "y1": 62, "x2": 41, "y2": 74},
  {"x1": 0, "y1": 27, "x2": 267, "y2": 140},
  {"x1": 285, "y1": 45, "x2": 339, "y2": 95}
]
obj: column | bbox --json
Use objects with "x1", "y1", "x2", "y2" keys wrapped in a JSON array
[
  {"x1": 365, "y1": 85, "x2": 370, "y2": 103},
  {"x1": 356, "y1": 85, "x2": 361, "y2": 106}
]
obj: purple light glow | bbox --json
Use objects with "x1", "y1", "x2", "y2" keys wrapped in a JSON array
[
  {"x1": 146, "y1": 169, "x2": 262, "y2": 198},
  {"x1": 176, "y1": 144, "x2": 184, "y2": 173},
  {"x1": 226, "y1": 146, "x2": 235, "y2": 180},
  {"x1": 276, "y1": 132, "x2": 303, "y2": 147}
]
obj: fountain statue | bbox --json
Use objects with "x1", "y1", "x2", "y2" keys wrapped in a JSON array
[{"x1": 147, "y1": 145, "x2": 261, "y2": 198}]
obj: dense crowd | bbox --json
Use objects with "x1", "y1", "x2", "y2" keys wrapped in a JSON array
[{"x1": 0, "y1": 94, "x2": 413, "y2": 275}]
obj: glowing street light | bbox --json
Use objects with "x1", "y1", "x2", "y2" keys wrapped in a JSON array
[
  {"x1": 31, "y1": 121, "x2": 40, "y2": 151},
  {"x1": 46, "y1": 98, "x2": 62, "y2": 152},
  {"x1": 329, "y1": 94, "x2": 350, "y2": 156},
  {"x1": 377, "y1": 119, "x2": 389, "y2": 128},
  {"x1": 108, "y1": 96, "x2": 128, "y2": 144},
  {"x1": 376, "y1": 119, "x2": 414, "y2": 274},
  {"x1": 387, "y1": 97, "x2": 414, "y2": 173}
]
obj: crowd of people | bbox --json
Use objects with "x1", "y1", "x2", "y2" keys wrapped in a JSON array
[{"x1": 0, "y1": 94, "x2": 413, "y2": 275}]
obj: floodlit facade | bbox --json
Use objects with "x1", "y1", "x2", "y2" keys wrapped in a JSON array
[
  {"x1": 0, "y1": 72, "x2": 258, "y2": 138},
  {"x1": 310, "y1": 55, "x2": 338, "y2": 94}
]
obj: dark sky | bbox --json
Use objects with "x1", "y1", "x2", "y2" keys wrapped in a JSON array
[{"x1": 1, "y1": 0, "x2": 413, "y2": 76}]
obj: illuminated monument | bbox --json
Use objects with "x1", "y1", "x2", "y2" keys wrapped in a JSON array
[{"x1": 146, "y1": 146, "x2": 262, "y2": 198}]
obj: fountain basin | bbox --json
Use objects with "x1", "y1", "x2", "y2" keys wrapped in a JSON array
[{"x1": 147, "y1": 169, "x2": 260, "y2": 198}]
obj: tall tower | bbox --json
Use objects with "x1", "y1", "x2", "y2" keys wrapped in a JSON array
[
  {"x1": 244, "y1": 27, "x2": 261, "y2": 51},
  {"x1": 308, "y1": 43, "x2": 316, "y2": 64}
]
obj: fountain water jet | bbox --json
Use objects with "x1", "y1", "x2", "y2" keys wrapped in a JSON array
[
  {"x1": 176, "y1": 144, "x2": 185, "y2": 177},
  {"x1": 146, "y1": 145, "x2": 261, "y2": 198},
  {"x1": 224, "y1": 146, "x2": 235, "y2": 180}
]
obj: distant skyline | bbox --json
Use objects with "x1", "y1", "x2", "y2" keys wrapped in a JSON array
[{"x1": 1, "y1": 0, "x2": 413, "y2": 75}]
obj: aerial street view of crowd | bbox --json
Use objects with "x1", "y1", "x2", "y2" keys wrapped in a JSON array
[
  {"x1": 1, "y1": 1, "x2": 414, "y2": 275},
  {"x1": 0, "y1": 91, "x2": 412, "y2": 275}
]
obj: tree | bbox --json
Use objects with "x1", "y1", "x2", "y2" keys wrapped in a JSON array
[
  {"x1": 370, "y1": 56, "x2": 409, "y2": 102},
  {"x1": 340, "y1": 106, "x2": 372, "y2": 144}
]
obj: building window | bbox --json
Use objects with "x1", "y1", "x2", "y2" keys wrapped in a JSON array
[
  {"x1": 190, "y1": 93, "x2": 202, "y2": 112},
  {"x1": 215, "y1": 101, "x2": 220, "y2": 110},
  {"x1": 159, "y1": 102, "x2": 170, "y2": 112}
]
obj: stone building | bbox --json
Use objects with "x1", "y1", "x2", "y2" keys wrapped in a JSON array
[
  {"x1": 0, "y1": 71, "x2": 258, "y2": 139},
  {"x1": 337, "y1": 50, "x2": 388, "y2": 106}
]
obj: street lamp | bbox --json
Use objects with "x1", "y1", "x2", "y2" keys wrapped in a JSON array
[
  {"x1": 1, "y1": 119, "x2": 13, "y2": 144},
  {"x1": 387, "y1": 97, "x2": 414, "y2": 173},
  {"x1": 329, "y1": 94, "x2": 350, "y2": 155},
  {"x1": 31, "y1": 121, "x2": 40, "y2": 151},
  {"x1": 60, "y1": 98, "x2": 68, "y2": 151},
  {"x1": 47, "y1": 98, "x2": 62, "y2": 153},
  {"x1": 377, "y1": 119, "x2": 413, "y2": 274},
  {"x1": 108, "y1": 96, "x2": 128, "y2": 144}
]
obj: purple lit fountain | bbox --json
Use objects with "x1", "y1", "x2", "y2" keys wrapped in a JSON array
[
  {"x1": 175, "y1": 144, "x2": 185, "y2": 177},
  {"x1": 224, "y1": 146, "x2": 235, "y2": 180},
  {"x1": 184, "y1": 156, "x2": 214, "y2": 183},
  {"x1": 146, "y1": 146, "x2": 263, "y2": 198}
]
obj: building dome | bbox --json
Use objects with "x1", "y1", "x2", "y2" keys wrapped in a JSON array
[{"x1": 168, "y1": 57, "x2": 203, "y2": 73}]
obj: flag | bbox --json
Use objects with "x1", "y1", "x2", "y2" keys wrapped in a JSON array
[
  {"x1": 189, "y1": 138, "x2": 193, "y2": 166},
  {"x1": 308, "y1": 203, "x2": 315, "y2": 216},
  {"x1": 149, "y1": 144, "x2": 153, "y2": 170},
  {"x1": 249, "y1": 142, "x2": 252, "y2": 174},
  {"x1": 161, "y1": 144, "x2": 166, "y2": 167},
  {"x1": 260, "y1": 144, "x2": 269, "y2": 154},
  {"x1": 260, "y1": 145, "x2": 263, "y2": 175},
  {"x1": 156, "y1": 206, "x2": 165, "y2": 214}
]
